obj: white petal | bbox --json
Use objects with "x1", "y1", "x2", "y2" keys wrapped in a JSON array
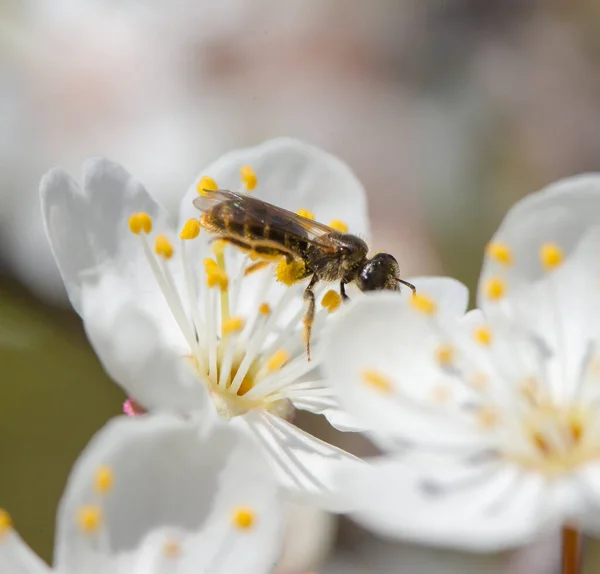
[
  {"x1": 323, "y1": 293, "x2": 489, "y2": 449},
  {"x1": 179, "y1": 137, "x2": 369, "y2": 238},
  {"x1": 81, "y1": 288, "x2": 208, "y2": 413},
  {"x1": 478, "y1": 174, "x2": 600, "y2": 305},
  {"x1": 40, "y1": 159, "x2": 166, "y2": 313},
  {"x1": 337, "y1": 455, "x2": 555, "y2": 551},
  {"x1": 55, "y1": 415, "x2": 282, "y2": 574},
  {"x1": 0, "y1": 529, "x2": 50, "y2": 574},
  {"x1": 242, "y1": 412, "x2": 363, "y2": 511}
]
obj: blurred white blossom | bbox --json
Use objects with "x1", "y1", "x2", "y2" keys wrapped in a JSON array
[{"x1": 0, "y1": 413, "x2": 283, "y2": 573}]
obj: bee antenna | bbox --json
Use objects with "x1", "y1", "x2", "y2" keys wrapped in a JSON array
[{"x1": 397, "y1": 278, "x2": 417, "y2": 295}]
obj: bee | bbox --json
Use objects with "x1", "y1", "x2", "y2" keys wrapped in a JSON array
[{"x1": 194, "y1": 189, "x2": 416, "y2": 359}]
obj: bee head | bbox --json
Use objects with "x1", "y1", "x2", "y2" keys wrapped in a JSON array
[{"x1": 357, "y1": 253, "x2": 401, "y2": 292}]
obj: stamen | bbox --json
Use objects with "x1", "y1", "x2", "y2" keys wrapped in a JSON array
[
  {"x1": 362, "y1": 369, "x2": 394, "y2": 394},
  {"x1": 296, "y1": 208, "x2": 315, "y2": 220},
  {"x1": 484, "y1": 277, "x2": 506, "y2": 301},
  {"x1": 180, "y1": 218, "x2": 201, "y2": 240},
  {"x1": 328, "y1": 219, "x2": 348, "y2": 233},
  {"x1": 204, "y1": 258, "x2": 229, "y2": 289},
  {"x1": 154, "y1": 235, "x2": 174, "y2": 260},
  {"x1": 267, "y1": 349, "x2": 290, "y2": 372},
  {"x1": 540, "y1": 242, "x2": 564, "y2": 271},
  {"x1": 486, "y1": 242, "x2": 513, "y2": 266},
  {"x1": 197, "y1": 176, "x2": 218, "y2": 195},
  {"x1": 321, "y1": 290, "x2": 342, "y2": 313},
  {"x1": 212, "y1": 240, "x2": 227, "y2": 256},
  {"x1": 259, "y1": 302, "x2": 271, "y2": 315},
  {"x1": 222, "y1": 316, "x2": 245, "y2": 335},
  {"x1": 128, "y1": 212, "x2": 152, "y2": 235},
  {"x1": 94, "y1": 465, "x2": 114, "y2": 494},
  {"x1": 0, "y1": 509, "x2": 12, "y2": 536},
  {"x1": 476, "y1": 406, "x2": 500, "y2": 429},
  {"x1": 431, "y1": 385, "x2": 452, "y2": 404},
  {"x1": 409, "y1": 293, "x2": 437, "y2": 315},
  {"x1": 240, "y1": 166, "x2": 257, "y2": 191},
  {"x1": 77, "y1": 505, "x2": 102, "y2": 534},
  {"x1": 275, "y1": 259, "x2": 306, "y2": 286},
  {"x1": 469, "y1": 372, "x2": 489, "y2": 391},
  {"x1": 474, "y1": 326, "x2": 492, "y2": 346},
  {"x1": 435, "y1": 344, "x2": 455, "y2": 367},
  {"x1": 232, "y1": 507, "x2": 256, "y2": 530},
  {"x1": 163, "y1": 539, "x2": 181, "y2": 558}
]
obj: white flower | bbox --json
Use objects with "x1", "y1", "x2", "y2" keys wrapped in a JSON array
[
  {"x1": 41, "y1": 138, "x2": 368, "y2": 506},
  {"x1": 323, "y1": 175, "x2": 600, "y2": 550},
  {"x1": 0, "y1": 413, "x2": 283, "y2": 574}
]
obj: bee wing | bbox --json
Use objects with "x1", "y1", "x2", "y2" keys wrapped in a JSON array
[{"x1": 193, "y1": 189, "x2": 343, "y2": 252}]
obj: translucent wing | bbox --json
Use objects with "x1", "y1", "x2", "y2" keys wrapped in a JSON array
[{"x1": 193, "y1": 189, "x2": 344, "y2": 251}]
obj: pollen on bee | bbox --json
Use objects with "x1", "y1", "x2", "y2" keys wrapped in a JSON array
[
  {"x1": 540, "y1": 242, "x2": 564, "y2": 271},
  {"x1": 232, "y1": 506, "x2": 256, "y2": 530},
  {"x1": 409, "y1": 293, "x2": 437, "y2": 315},
  {"x1": 180, "y1": 218, "x2": 201, "y2": 240},
  {"x1": 328, "y1": 219, "x2": 348, "y2": 233},
  {"x1": 94, "y1": 465, "x2": 114, "y2": 494},
  {"x1": 240, "y1": 166, "x2": 257, "y2": 191},
  {"x1": 275, "y1": 258, "x2": 306, "y2": 286},
  {"x1": 259, "y1": 302, "x2": 271, "y2": 315},
  {"x1": 197, "y1": 176, "x2": 218, "y2": 195},
  {"x1": 77, "y1": 505, "x2": 102, "y2": 534},
  {"x1": 361, "y1": 369, "x2": 394, "y2": 394},
  {"x1": 486, "y1": 242, "x2": 513, "y2": 266},
  {"x1": 321, "y1": 290, "x2": 342, "y2": 313},
  {"x1": 128, "y1": 212, "x2": 152, "y2": 235},
  {"x1": 0, "y1": 509, "x2": 13, "y2": 536},
  {"x1": 473, "y1": 325, "x2": 492, "y2": 346},
  {"x1": 435, "y1": 344, "x2": 455, "y2": 367},
  {"x1": 154, "y1": 235, "x2": 174, "y2": 259},
  {"x1": 484, "y1": 277, "x2": 506, "y2": 301},
  {"x1": 222, "y1": 316, "x2": 245, "y2": 335},
  {"x1": 267, "y1": 349, "x2": 290, "y2": 372},
  {"x1": 296, "y1": 208, "x2": 315, "y2": 220}
]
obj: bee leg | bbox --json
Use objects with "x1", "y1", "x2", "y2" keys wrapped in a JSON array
[
  {"x1": 340, "y1": 281, "x2": 349, "y2": 301},
  {"x1": 303, "y1": 274, "x2": 320, "y2": 361}
]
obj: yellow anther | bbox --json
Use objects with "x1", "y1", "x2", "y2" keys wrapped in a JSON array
[
  {"x1": 486, "y1": 242, "x2": 513, "y2": 266},
  {"x1": 296, "y1": 208, "x2": 315, "y2": 220},
  {"x1": 409, "y1": 293, "x2": 437, "y2": 315},
  {"x1": 275, "y1": 258, "x2": 306, "y2": 286},
  {"x1": 0, "y1": 509, "x2": 13, "y2": 536},
  {"x1": 435, "y1": 344, "x2": 455, "y2": 367},
  {"x1": 128, "y1": 212, "x2": 152, "y2": 235},
  {"x1": 431, "y1": 385, "x2": 452, "y2": 404},
  {"x1": 211, "y1": 239, "x2": 226, "y2": 256},
  {"x1": 474, "y1": 326, "x2": 492, "y2": 346},
  {"x1": 154, "y1": 234, "x2": 174, "y2": 260},
  {"x1": 232, "y1": 507, "x2": 256, "y2": 530},
  {"x1": 94, "y1": 465, "x2": 114, "y2": 494},
  {"x1": 267, "y1": 349, "x2": 290, "y2": 372},
  {"x1": 484, "y1": 277, "x2": 506, "y2": 301},
  {"x1": 240, "y1": 165, "x2": 257, "y2": 191},
  {"x1": 321, "y1": 290, "x2": 342, "y2": 313},
  {"x1": 222, "y1": 316, "x2": 245, "y2": 335},
  {"x1": 470, "y1": 371, "x2": 489, "y2": 391},
  {"x1": 476, "y1": 406, "x2": 500, "y2": 429},
  {"x1": 540, "y1": 242, "x2": 564, "y2": 271},
  {"x1": 259, "y1": 303, "x2": 271, "y2": 315},
  {"x1": 163, "y1": 539, "x2": 181, "y2": 558},
  {"x1": 180, "y1": 218, "x2": 201, "y2": 240},
  {"x1": 328, "y1": 219, "x2": 348, "y2": 233},
  {"x1": 197, "y1": 176, "x2": 218, "y2": 195},
  {"x1": 361, "y1": 369, "x2": 394, "y2": 394},
  {"x1": 77, "y1": 505, "x2": 102, "y2": 534},
  {"x1": 204, "y1": 258, "x2": 218, "y2": 271},
  {"x1": 204, "y1": 258, "x2": 228, "y2": 289}
]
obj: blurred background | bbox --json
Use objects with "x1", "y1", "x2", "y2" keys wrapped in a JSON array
[{"x1": 2, "y1": 0, "x2": 600, "y2": 572}]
